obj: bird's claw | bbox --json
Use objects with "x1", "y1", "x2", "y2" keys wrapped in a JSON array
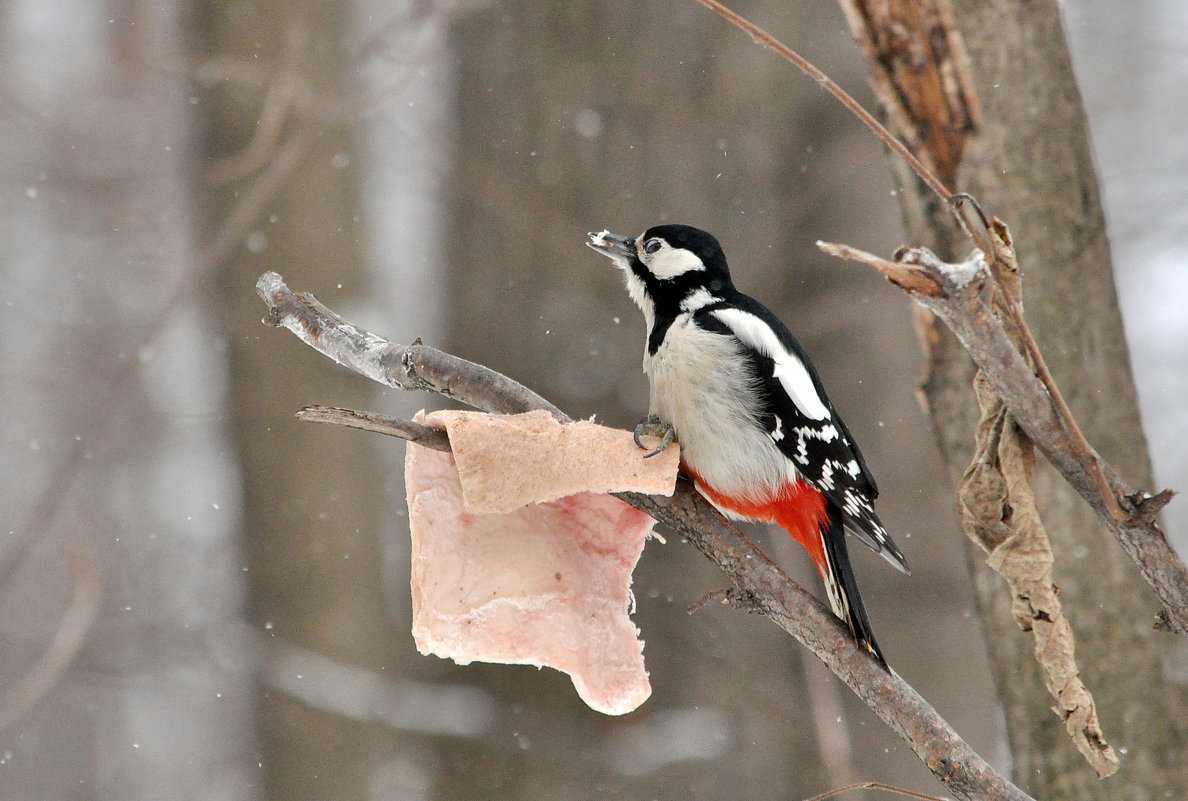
[{"x1": 633, "y1": 414, "x2": 676, "y2": 458}]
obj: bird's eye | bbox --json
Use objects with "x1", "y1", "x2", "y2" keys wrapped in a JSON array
[{"x1": 643, "y1": 238, "x2": 663, "y2": 255}]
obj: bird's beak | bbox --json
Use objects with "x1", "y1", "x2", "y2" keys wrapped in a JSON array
[{"x1": 586, "y1": 230, "x2": 635, "y2": 264}]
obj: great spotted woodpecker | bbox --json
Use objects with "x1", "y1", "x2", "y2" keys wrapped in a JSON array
[{"x1": 588, "y1": 224, "x2": 908, "y2": 666}]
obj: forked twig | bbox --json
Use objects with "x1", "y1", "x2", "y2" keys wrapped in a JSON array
[{"x1": 818, "y1": 239, "x2": 1188, "y2": 634}]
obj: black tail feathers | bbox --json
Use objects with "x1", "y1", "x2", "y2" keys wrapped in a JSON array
[{"x1": 819, "y1": 504, "x2": 887, "y2": 668}]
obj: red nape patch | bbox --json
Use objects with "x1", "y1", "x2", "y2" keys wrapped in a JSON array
[{"x1": 686, "y1": 468, "x2": 830, "y2": 578}]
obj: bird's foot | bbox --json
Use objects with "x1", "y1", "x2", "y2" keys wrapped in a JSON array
[{"x1": 633, "y1": 414, "x2": 676, "y2": 458}]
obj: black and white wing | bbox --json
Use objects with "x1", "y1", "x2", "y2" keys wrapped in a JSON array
[{"x1": 703, "y1": 298, "x2": 909, "y2": 574}]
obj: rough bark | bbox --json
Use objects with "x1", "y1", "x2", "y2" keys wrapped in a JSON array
[{"x1": 862, "y1": 1, "x2": 1188, "y2": 797}]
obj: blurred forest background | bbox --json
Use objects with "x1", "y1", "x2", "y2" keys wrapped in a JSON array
[{"x1": 1, "y1": 1, "x2": 1185, "y2": 800}]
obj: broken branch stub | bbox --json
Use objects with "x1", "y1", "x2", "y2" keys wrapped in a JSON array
[
  {"x1": 852, "y1": 219, "x2": 1118, "y2": 774},
  {"x1": 819, "y1": 230, "x2": 1188, "y2": 635}
]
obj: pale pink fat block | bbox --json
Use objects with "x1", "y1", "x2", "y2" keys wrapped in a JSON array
[{"x1": 404, "y1": 411, "x2": 679, "y2": 715}]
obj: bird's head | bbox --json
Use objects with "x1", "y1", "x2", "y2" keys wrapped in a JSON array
[{"x1": 587, "y1": 224, "x2": 734, "y2": 317}]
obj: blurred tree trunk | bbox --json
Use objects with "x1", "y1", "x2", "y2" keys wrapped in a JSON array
[
  {"x1": 196, "y1": 2, "x2": 403, "y2": 800},
  {"x1": 869, "y1": 1, "x2": 1188, "y2": 797},
  {"x1": 0, "y1": 1, "x2": 255, "y2": 799}
]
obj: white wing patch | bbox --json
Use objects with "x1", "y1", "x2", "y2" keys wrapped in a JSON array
[{"x1": 711, "y1": 308, "x2": 831, "y2": 421}]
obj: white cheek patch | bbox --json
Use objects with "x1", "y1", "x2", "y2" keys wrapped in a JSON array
[
  {"x1": 711, "y1": 308, "x2": 832, "y2": 421},
  {"x1": 646, "y1": 248, "x2": 706, "y2": 280}
]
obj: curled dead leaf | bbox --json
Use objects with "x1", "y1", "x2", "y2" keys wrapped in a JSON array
[{"x1": 958, "y1": 244, "x2": 1120, "y2": 777}]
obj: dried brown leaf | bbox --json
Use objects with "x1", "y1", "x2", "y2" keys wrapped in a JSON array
[
  {"x1": 956, "y1": 221, "x2": 1119, "y2": 777},
  {"x1": 958, "y1": 373, "x2": 1011, "y2": 556},
  {"x1": 990, "y1": 418, "x2": 1119, "y2": 777}
]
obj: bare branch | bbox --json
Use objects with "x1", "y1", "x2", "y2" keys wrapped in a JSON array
[
  {"x1": 822, "y1": 237, "x2": 1188, "y2": 634},
  {"x1": 258, "y1": 271, "x2": 1035, "y2": 801},
  {"x1": 257, "y1": 272, "x2": 566, "y2": 420},
  {"x1": 804, "y1": 781, "x2": 949, "y2": 801},
  {"x1": 0, "y1": 531, "x2": 101, "y2": 730},
  {"x1": 296, "y1": 405, "x2": 452, "y2": 450}
]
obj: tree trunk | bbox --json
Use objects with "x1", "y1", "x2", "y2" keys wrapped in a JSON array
[
  {"x1": 875, "y1": 1, "x2": 1188, "y2": 797},
  {"x1": 196, "y1": 2, "x2": 405, "y2": 799},
  {"x1": 0, "y1": 1, "x2": 255, "y2": 798}
]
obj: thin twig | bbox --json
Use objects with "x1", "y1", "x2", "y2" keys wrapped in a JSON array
[
  {"x1": 961, "y1": 205, "x2": 1126, "y2": 522},
  {"x1": 690, "y1": 0, "x2": 952, "y2": 203},
  {"x1": 691, "y1": 1, "x2": 999, "y2": 277},
  {"x1": 1003, "y1": 290, "x2": 1122, "y2": 515},
  {"x1": 0, "y1": 531, "x2": 101, "y2": 730},
  {"x1": 803, "y1": 781, "x2": 949, "y2": 801}
]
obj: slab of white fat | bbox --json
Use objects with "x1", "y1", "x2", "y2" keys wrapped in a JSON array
[
  {"x1": 404, "y1": 411, "x2": 676, "y2": 715},
  {"x1": 424, "y1": 409, "x2": 679, "y2": 513}
]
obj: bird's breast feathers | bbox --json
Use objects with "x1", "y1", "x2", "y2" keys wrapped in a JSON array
[{"x1": 644, "y1": 313, "x2": 797, "y2": 500}]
